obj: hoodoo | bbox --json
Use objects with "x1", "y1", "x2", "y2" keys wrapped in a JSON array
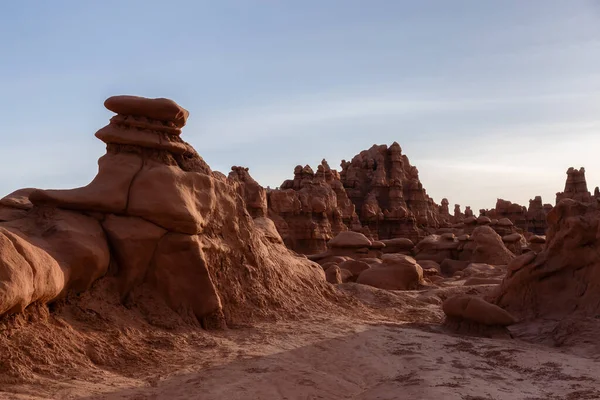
[{"x1": 0, "y1": 95, "x2": 329, "y2": 327}]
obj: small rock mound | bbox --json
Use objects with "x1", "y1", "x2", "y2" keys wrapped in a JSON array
[
  {"x1": 356, "y1": 254, "x2": 423, "y2": 290},
  {"x1": 443, "y1": 295, "x2": 516, "y2": 337}
]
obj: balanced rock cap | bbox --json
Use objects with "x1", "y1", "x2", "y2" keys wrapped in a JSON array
[{"x1": 104, "y1": 95, "x2": 189, "y2": 128}]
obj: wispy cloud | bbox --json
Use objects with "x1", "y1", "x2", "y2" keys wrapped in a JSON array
[{"x1": 189, "y1": 90, "x2": 600, "y2": 150}]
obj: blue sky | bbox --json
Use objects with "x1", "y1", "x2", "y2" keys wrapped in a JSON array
[{"x1": 1, "y1": 0, "x2": 599, "y2": 212}]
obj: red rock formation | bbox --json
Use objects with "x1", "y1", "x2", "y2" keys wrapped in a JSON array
[
  {"x1": 493, "y1": 198, "x2": 600, "y2": 320},
  {"x1": 526, "y1": 196, "x2": 551, "y2": 235},
  {"x1": 0, "y1": 95, "x2": 329, "y2": 327},
  {"x1": 453, "y1": 204, "x2": 465, "y2": 222},
  {"x1": 339, "y1": 142, "x2": 441, "y2": 243},
  {"x1": 438, "y1": 198, "x2": 451, "y2": 222},
  {"x1": 556, "y1": 167, "x2": 593, "y2": 204},
  {"x1": 486, "y1": 199, "x2": 527, "y2": 231},
  {"x1": 228, "y1": 166, "x2": 267, "y2": 218},
  {"x1": 265, "y1": 160, "x2": 361, "y2": 254}
]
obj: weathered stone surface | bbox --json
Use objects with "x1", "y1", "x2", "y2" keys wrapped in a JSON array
[
  {"x1": 356, "y1": 254, "x2": 423, "y2": 290},
  {"x1": 102, "y1": 214, "x2": 166, "y2": 298},
  {"x1": 556, "y1": 167, "x2": 592, "y2": 204},
  {"x1": 228, "y1": 166, "x2": 268, "y2": 218},
  {"x1": 443, "y1": 295, "x2": 516, "y2": 326},
  {"x1": 493, "y1": 199, "x2": 600, "y2": 320}
]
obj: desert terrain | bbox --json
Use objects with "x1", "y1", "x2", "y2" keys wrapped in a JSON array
[{"x1": 1, "y1": 96, "x2": 600, "y2": 400}]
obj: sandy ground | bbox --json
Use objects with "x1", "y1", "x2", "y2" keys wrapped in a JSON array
[
  {"x1": 2, "y1": 283, "x2": 600, "y2": 400},
  {"x1": 4, "y1": 317, "x2": 600, "y2": 400}
]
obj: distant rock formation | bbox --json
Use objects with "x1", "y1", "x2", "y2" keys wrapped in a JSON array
[
  {"x1": 264, "y1": 160, "x2": 361, "y2": 254},
  {"x1": 556, "y1": 167, "x2": 593, "y2": 204},
  {"x1": 339, "y1": 142, "x2": 442, "y2": 243},
  {"x1": 482, "y1": 197, "x2": 552, "y2": 235},
  {"x1": 493, "y1": 198, "x2": 600, "y2": 320}
]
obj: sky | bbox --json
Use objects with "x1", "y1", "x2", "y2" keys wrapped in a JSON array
[{"x1": 1, "y1": 0, "x2": 599, "y2": 212}]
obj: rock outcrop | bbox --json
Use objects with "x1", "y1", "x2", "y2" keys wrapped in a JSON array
[
  {"x1": 355, "y1": 254, "x2": 423, "y2": 290},
  {"x1": 266, "y1": 160, "x2": 360, "y2": 254},
  {"x1": 0, "y1": 95, "x2": 329, "y2": 327},
  {"x1": 339, "y1": 142, "x2": 442, "y2": 243},
  {"x1": 493, "y1": 198, "x2": 600, "y2": 320},
  {"x1": 556, "y1": 167, "x2": 592, "y2": 204}
]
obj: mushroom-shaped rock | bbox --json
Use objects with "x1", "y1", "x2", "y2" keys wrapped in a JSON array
[
  {"x1": 104, "y1": 95, "x2": 190, "y2": 128},
  {"x1": 440, "y1": 259, "x2": 469, "y2": 276},
  {"x1": 477, "y1": 216, "x2": 492, "y2": 225},
  {"x1": 339, "y1": 259, "x2": 371, "y2": 278},
  {"x1": 497, "y1": 218, "x2": 513, "y2": 227},
  {"x1": 253, "y1": 217, "x2": 284, "y2": 244},
  {"x1": 443, "y1": 295, "x2": 516, "y2": 326},
  {"x1": 356, "y1": 254, "x2": 423, "y2": 290},
  {"x1": 0, "y1": 188, "x2": 35, "y2": 210},
  {"x1": 328, "y1": 231, "x2": 372, "y2": 248}
]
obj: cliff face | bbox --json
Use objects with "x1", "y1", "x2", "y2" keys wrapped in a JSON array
[
  {"x1": 262, "y1": 160, "x2": 361, "y2": 255},
  {"x1": 339, "y1": 142, "x2": 443, "y2": 243}
]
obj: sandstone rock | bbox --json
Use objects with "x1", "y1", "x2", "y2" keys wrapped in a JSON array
[
  {"x1": 356, "y1": 254, "x2": 423, "y2": 290},
  {"x1": 338, "y1": 260, "x2": 371, "y2": 278},
  {"x1": 339, "y1": 268, "x2": 353, "y2": 283},
  {"x1": 228, "y1": 166, "x2": 268, "y2": 218},
  {"x1": 102, "y1": 214, "x2": 166, "y2": 299},
  {"x1": 325, "y1": 265, "x2": 343, "y2": 284},
  {"x1": 440, "y1": 259, "x2": 469, "y2": 276},
  {"x1": 339, "y1": 142, "x2": 441, "y2": 243},
  {"x1": 556, "y1": 167, "x2": 592, "y2": 204},
  {"x1": 0, "y1": 95, "x2": 334, "y2": 329},
  {"x1": 267, "y1": 159, "x2": 359, "y2": 254},
  {"x1": 328, "y1": 231, "x2": 372, "y2": 248},
  {"x1": 462, "y1": 263, "x2": 502, "y2": 278},
  {"x1": 414, "y1": 234, "x2": 459, "y2": 263},
  {"x1": 443, "y1": 295, "x2": 516, "y2": 326},
  {"x1": 253, "y1": 217, "x2": 284, "y2": 244},
  {"x1": 104, "y1": 95, "x2": 189, "y2": 128},
  {"x1": 127, "y1": 159, "x2": 216, "y2": 234},
  {"x1": 502, "y1": 233, "x2": 522, "y2": 243},
  {"x1": 30, "y1": 152, "x2": 143, "y2": 213},
  {"x1": 417, "y1": 260, "x2": 441, "y2": 273},
  {"x1": 0, "y1": 207, "x2": 28, "y2": 222},
  {"x1": 0, "y1": 208, "x2": 110, "y2": 315},
  {"x1": 529, "y1": 235, "x2": 546, "y2": 243},
  {"x1": 470, "y1": 226, "x2": 516, "y2": 265},
  {"x1": 493, "y1": 198, "x2": 600, "y2": 320},
  {"x1": 380, "y1": 237, "x2": 414, "y2": 254},
  {"x1": 477, "y1": 216, "x2": 491, "y2": 225},
  {"x1": 464, "y1": 277, "x2": 502, "y2": 286}
]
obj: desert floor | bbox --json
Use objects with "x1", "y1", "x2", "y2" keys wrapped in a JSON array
[{"x1": 2, "y1": 285, "x2": 600, "y2": 400}]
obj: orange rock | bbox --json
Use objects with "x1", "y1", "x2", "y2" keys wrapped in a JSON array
[{"x1": 104, "y1": 95, "x2": 189, "y2": 128}]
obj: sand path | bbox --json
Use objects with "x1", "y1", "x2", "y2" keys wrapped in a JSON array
[{"x1": 15, "y1": 319, "x2": 593, "y2": 400}]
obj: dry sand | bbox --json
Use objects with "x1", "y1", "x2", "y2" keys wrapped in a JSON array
[{"x1": 2, "y1": 284, "x2": 600, "y2": 400}]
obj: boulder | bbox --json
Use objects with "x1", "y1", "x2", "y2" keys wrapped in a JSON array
[
  {"x1": 325, "y1": 265, "x2": 343, "y2": 284},
  {"x1": 356, "y1": 254, "x2": 423, "y2": 290},
  {"x1": 328, "y1": 231, "x2": 372, "y2": 248},
  {"x1": 338, "y1": 259, "x2": 371, "y2": 278},
  {"x1": 443, "y1": 295, "x2": 516, "y2": 326}
]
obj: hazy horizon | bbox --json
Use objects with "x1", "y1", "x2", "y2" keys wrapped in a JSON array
[{"x1": 2, "y1": 0, "x2": 599, "y2": 212}]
